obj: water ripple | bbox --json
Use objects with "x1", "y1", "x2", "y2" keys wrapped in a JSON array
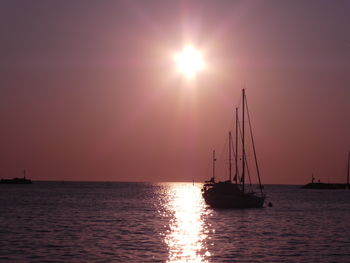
[{"x1": 0, "y1": 183, "x2": 350, "y2": 262}]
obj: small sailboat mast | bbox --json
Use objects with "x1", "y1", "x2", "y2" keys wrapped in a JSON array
[
  {"x1": 229, "y1": 132, "x2": 232, "y2": 182},
  {"x1": 347, "y1": 150, "x2": 350, "y2": 189},
  {"x1": 212, "y1": 150, "x2": 216, "y2": 181},
  {"x1": 242, "y1": 89, "x2": 246, "y2": 193},
  {"x1": 235, "y1": 107, "x2": 239, "y2": 184}
]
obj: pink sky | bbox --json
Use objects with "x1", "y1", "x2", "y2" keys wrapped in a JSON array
[{"x1": 1, "y1": 0, "x2": 350, "y2": 184}]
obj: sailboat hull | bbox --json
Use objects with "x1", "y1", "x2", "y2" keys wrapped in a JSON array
[
  {"x1": 202, "y1": 183, "x2": 265, "y2": 208},
  {"x1": 203, "y1": 192, "x2": 264, "y2": 208}
]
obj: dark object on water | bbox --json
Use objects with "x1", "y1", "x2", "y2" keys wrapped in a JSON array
[
  {"x1": 203, "y1": 180, "x2": 265, "y2": 208},
  {"x1": 268, "y1": 202, "x2": 273, "y2": 207},
  {"x1": 301, "y1": 182, "x2": 348, "y2": 189},
  {"x1": 0, "y1": 177, "x2": 32, "y2": 184},
  {"x1": 302, "y1": 151, "x2": 350, "y2": 190},
  {"x1": 0, "y1": 170, "x2": 32, "y2": 184},
  {"x1": 202, "y1": 89, "x2": 266, "y2": 208}
]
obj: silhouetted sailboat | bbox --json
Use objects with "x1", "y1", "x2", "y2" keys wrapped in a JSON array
[{"x1": 202, "y1": 89, "x2": 265, "y2": 208}]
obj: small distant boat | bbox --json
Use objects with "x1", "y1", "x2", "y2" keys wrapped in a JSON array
[
  {"x1": 202, "y1": 89, "x2": 265, "y2": 208},
  {"x1": 0, "y1": 169, "x2": 32, "y2": 184},
  {"x1": 302, "y1": 151, "x2": 350, "y2": 190}
]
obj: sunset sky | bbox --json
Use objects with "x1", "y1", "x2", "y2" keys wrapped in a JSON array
[{"x1": 1, "y1": 0, "x2": 349, "y2": 184}]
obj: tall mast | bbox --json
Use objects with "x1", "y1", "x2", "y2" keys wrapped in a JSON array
[
  {"x1": 245, "y1": 92, "x2": 264, "y2": 196},
  {"x1": 235, "y1": 107, "x2": 239, "y2": 184},
  {"x1": 212, "y1": 150, "x2": 216, "y2": 181},
  {"x1": 242, "y1": 89, "x2": 245, "y2": 192},
  {"x1": 229, "y1": 132, "x2": 232, "y2": 182}
]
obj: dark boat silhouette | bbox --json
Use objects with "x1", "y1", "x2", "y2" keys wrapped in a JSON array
[
  {"x1": 302, "y1": 152, "x2": 350, "y2": 190},
  {"x1": 202, "y1": 89, "x2": 265, "y2": 208},
  {"x1": 302, "y1": 182, "x2": 348, "y2": 189},
  {"x1": 0, "y1": 170, "x2": 32, "y2": 184}
]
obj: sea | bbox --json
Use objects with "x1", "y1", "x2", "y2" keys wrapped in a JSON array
[{"x1": 0, "y1": 182, "x2": 349, "y2": 263}]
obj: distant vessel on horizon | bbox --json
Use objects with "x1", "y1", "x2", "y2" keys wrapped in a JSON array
[
  {"x1": 202, "y1": 89, "x2": 265, "y2": 208},
  {"x1": 302, "y1": 151, "x2": 349, "y2": 190},
  {"x1": 0, "y1": 169, "x2": 32, "y2": 184}
]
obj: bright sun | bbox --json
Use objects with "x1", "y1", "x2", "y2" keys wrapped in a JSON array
[{"x1": 174, "y1": 46, "x2": 205, "y2": 79}]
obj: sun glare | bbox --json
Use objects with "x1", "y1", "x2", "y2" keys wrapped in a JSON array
[
  {"x1": 164, "y1": 183, "x2": 210, "y2": 262},
  {"x1": 174, "y1": 46, "x2": 205, "y2": 79}
]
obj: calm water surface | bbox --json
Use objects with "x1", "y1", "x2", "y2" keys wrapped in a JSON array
[{"x1": 0, "y1": 182, "x2": 349, "y2": 262}]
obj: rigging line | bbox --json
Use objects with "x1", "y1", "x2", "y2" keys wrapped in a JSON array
[
  {"x1": 229, "y1": 107, "x2": 239, "y2": 165},
  {"x1": 215, "y1": 135, "x2": 228, "y2": 181},
  {"x1": 237, "y1": 104, "x2": 253, "y2": 190},
  {"x1": 234, "y1": 114, "x2": 241, "y2": 184},
  {"x1": 225, "y1": 105, "x2": 238, "y2": 140},
  {"x1": 210, "y1": 115, "x2": 234, "y2": 182},
  {"x1": 230, "y1": 135, "x2": 239, "y2": 184},
  {"x1": 225, "y1": 102, "x2": 241, "y2": 181},
  {"x1": 242, "y1": 89, "x2": 245, "y2": 193},
  {"x1": 244, "y1": 93, "x2": 264, "y2": 196},
  {"x1": 237, "y1": 118, "x2": 245, "y2": 185},
  {"x1": 230, "y1": 134, "x2": 237, "y2": 162},
  {"x1": 245, "y1": 153, "x2": 253, "y2": 189},
  {"x1": 234, "y1": 107, "x2": 240, "y2": 185}
]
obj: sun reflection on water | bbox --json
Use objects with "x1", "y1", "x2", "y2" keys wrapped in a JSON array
[{"x1": 162, "y1": 183, "x2": 211, "y2": 263}]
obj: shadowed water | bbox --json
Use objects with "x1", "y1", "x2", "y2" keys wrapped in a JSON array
[{"x1": 0, "y1": 182, "x2": 349, "y2": 262}]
